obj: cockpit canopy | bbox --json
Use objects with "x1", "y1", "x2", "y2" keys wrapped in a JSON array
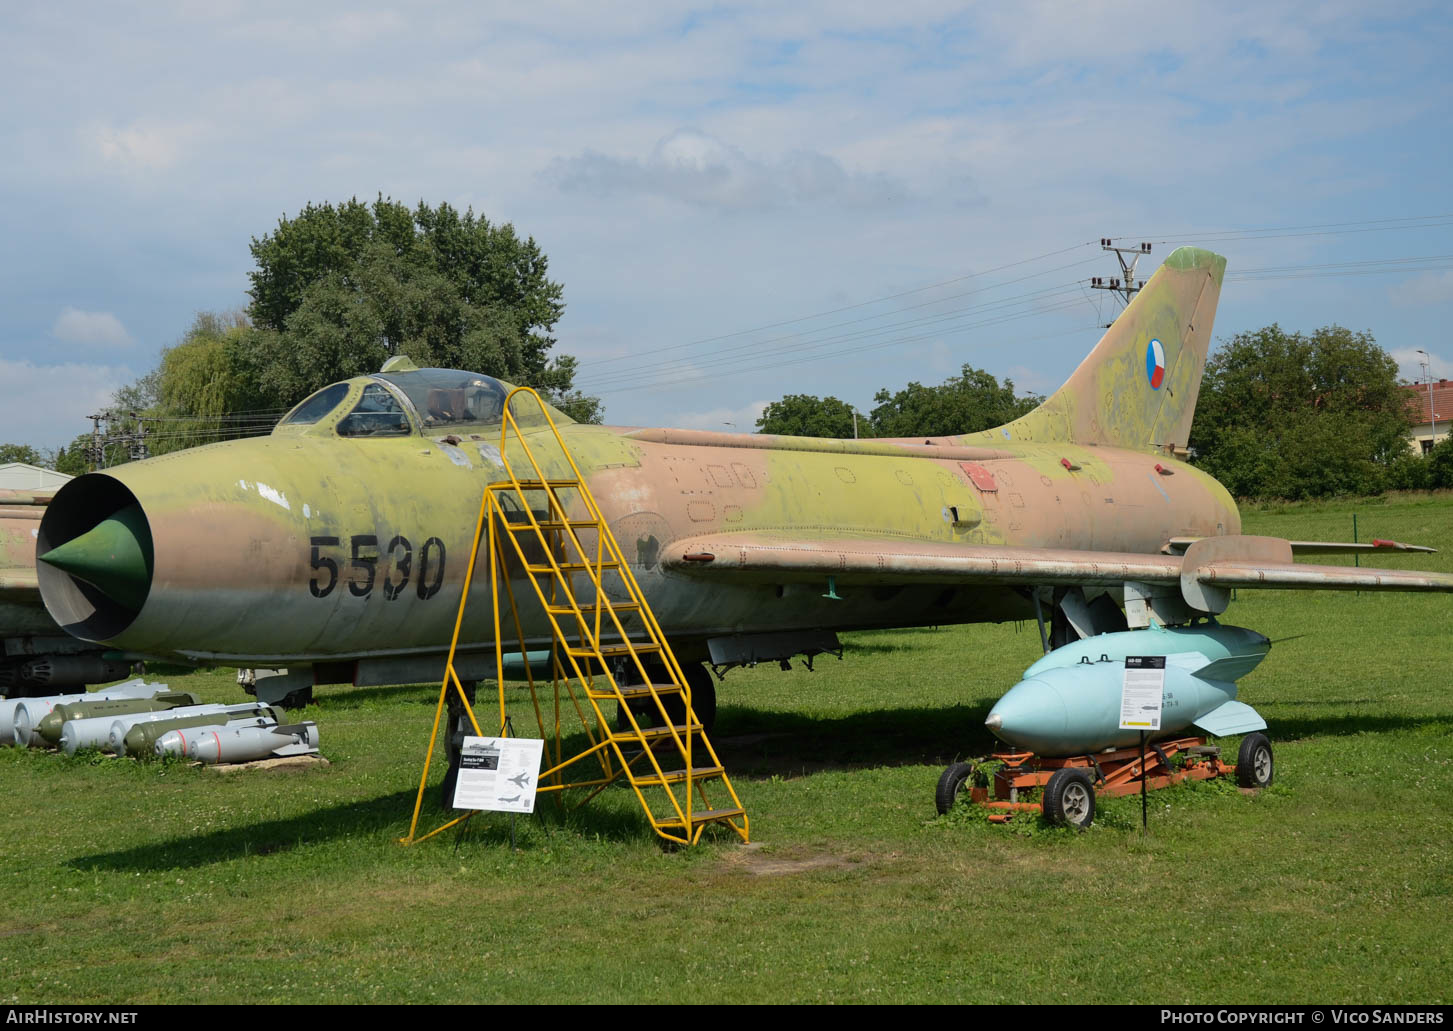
[{"x1": 276, "y1": 363, "x2": 573, "y2": 439}]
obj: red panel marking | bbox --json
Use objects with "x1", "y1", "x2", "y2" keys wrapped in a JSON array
[{"x1": 960, "y1": 463, "x2": 998, "y2": 492}]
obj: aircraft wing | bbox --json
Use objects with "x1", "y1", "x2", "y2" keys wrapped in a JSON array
[
  {"x1": 1167, "y1": 536, "x2": 1435, "y2": 555},
  {"x1": 661, "y1": 532, "x2": 1453, "y2": 596}
]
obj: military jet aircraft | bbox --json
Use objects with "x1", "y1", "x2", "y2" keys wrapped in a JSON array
[{"x1": 29, "y1": 247, "x2": 1453, "y2": 738}]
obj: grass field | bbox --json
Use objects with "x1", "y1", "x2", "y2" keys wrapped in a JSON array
[{"x1": 2, "y1": 493, "x2": 1450, "y2": 1004}]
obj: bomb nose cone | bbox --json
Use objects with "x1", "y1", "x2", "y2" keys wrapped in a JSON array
[
  {"x1": 38, "y1": 504, "x2": 153, "y2": 611},
  {"x1": 985, "y1": 677, "x2": 1069, "y2": 754},
  {"x1": 37, "y1": 711, "x2": 65, "y2": 743}
]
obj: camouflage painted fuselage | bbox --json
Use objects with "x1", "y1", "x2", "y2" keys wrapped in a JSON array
[
  {"x1": 35, "y1": 403, "x2": 1236, "y2": 671},
  {"x1": 36, "y1": 247, "x2": 1243, "y2": 681}
]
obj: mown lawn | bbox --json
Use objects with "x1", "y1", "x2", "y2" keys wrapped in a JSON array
[{"x1": 1, "y1": 493, "x2": 1449, "y2": 1004}]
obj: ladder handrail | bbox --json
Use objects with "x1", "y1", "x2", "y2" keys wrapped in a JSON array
[{"x1": 401, "y1": 387, "x2": 747, "y2": 846}]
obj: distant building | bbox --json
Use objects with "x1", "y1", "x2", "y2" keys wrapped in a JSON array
[
  {"x1": 0, "y1": 463, "x2": 70, "y2": 491},
  {"x1": 1405, "y1": 380, "x2": 1452, "y2": 454}
]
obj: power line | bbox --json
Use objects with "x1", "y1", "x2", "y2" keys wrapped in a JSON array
[
  {"x1": 580, "y1": 240, "x2": 1101, "y2": 370},
  {"x1": 602, "y1": 302, "x2": 1099, "y2": 398},
  {"x1": 614, "y1": 322, "x2": 1103, "y2": 400},
  {"x1": 1119, "y1": 213, "x2": 1453, "y2": 245},
  {"x1": 584, "y1": 280, "x2": 1091, "y2": 392},
  {"x1": 583, "y1": 213, "x2": 1453, "y2": 402}
]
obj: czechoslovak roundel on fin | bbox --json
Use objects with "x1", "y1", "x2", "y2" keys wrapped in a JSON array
[{"x1": 973, "y1": 246, "x2": 1227, "y2": 453}]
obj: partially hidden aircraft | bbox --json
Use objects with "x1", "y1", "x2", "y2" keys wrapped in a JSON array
[
  {"x1": 1, "y1": 489, "x2": 131, "y2": 696},
  {"x1": 24, "y1": 246, "x2": 1453, "y2": 791}
]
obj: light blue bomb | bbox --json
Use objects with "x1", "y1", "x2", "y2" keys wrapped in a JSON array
[{"x1": 985, "y1": 623, "x2": 1271, "y2": 757}]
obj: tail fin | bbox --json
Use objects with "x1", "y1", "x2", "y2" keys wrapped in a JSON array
[{"x1": 979, "y1": 246, "x2": 1226, "y2": 453}]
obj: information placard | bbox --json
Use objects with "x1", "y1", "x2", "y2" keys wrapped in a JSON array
[
  {"x1": 451, "y1": 736, "x2": 545, "y2": 813},
  {"x1": 1119, "y1": 656, "x2": 1165, "y2": 731}
]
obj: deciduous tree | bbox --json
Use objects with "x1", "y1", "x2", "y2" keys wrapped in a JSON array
[
  {"x1": 869, "y1": 365, "x2": 1039, "y2": 438},
  {"x1": 246, "y1": 197, "x2": 593, "y2": 416},
  {"x1": 756, "y1": 394, "x2": 861, "y2": 437},
  {"x1": 1190, "y1": 325, "x2": 1411, "y2": 499}
]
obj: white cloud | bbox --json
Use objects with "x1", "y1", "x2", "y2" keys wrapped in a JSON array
[
  {"x1": 545, "y1": 129, "x2": 909, "y2": 211},
  {"x1": 1390, "y1": 270, "x2": 1453, "y2": 307},
  {"x1": 1003, "y1": 363, "x2": 1058, "y2": 396},
  {"x1": 50, "y1": 308, "x2": 132, "y2": 349},
  {"x1": 1391, "y1": 348, "x2": 1453, "y2": 382},
  {"x1": 90, "y1": 120, "x2": 205, "y2": 171},
  {"x1": 662, "y1": 399, "x2": 771, "y2": 432},
  {"x1": 0, "y1": 359, "x2": 134, "y2": 450}
]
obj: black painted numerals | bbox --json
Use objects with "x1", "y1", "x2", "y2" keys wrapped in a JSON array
[
  {"x1": 309, "y1": 536, "x2": 340, "y2": 598},
  {"x1": 349, "y1": 535, "x2": 378, "y2": 597},
  {"x1": 309, "y1": 534, "x2": 444, "y2": 601},
  {"x1": 383, "y1": 535, "x2": 412, "y2": 600},
  {"x1": 417, "y1": 537, "x2": 445, "y2": 600}
]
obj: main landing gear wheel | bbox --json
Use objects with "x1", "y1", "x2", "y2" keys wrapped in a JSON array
[
  {"x1": 680, "y1": 662, "x2": 717, "y2": 735},
  {"x1": 1236, "y1": 732, "x2": 1274, "y2": 789},
  {"x1": 935, "y1": 761, "x2": 977, "y2": 815},
  {"x1": 1043, "y1": 768, "x2": 1096, "y2": 829},
  {"x1": 277, "y1": 686, "x2": 313, "y2": 710},
  {"x1": 440, "y1": 680, "x2": 478, "y2": 809}
]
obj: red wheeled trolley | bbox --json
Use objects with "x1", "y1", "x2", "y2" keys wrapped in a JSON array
[{"x1": 935, "y1": 733, "x2": 1274, "y2": 828}]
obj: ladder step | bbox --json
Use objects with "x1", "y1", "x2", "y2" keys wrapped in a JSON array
[
  {"x1": 569, "y1": 643, "x2": 661, "y2": 658},
  {"x1": 500, "y1": 479, "x2": 580, "y2": 489},
  {"x1": 635, "y1": 765, "x2": 724, "y2": 787},
  {"x1": 611, "y1": 722, "x2": 702, "y2": 743},
  {"x1": 546, "y1": 601, "x2": 641, "y2": 616},
  {"x1": 656, "y1": 807, "x2": 746, "y2": 830},
  {"x1": 506, "y1": 519, "x2": 599, "y2": 532},
  {"x1": 526, "y1": 561, "x2": 621, "y2": 574},
  {"x1": 587, "y1": 683, "x2": 683, "y2": 701}
]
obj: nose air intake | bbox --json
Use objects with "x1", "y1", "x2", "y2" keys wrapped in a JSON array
[{"x1": 36, "y1": 475, "x2": 155, "y2": 641}]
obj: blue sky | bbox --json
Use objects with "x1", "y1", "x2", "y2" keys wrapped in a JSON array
[{"x1": 2, "y1": 1, "x2": 1451, "y2": 449}]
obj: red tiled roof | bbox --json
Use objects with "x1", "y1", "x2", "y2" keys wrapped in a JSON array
[{"x1": 1404, "y1": 381, "x2": 1453, "y2": 425}]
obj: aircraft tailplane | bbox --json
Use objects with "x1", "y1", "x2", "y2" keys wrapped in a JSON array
[{"x1": 977, "y1": 246, "x2": 1226, "y2": 453}]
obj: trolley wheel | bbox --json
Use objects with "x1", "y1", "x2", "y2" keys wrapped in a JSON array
[
  {"x1": 935, "y1": 761, "x2": 976, "y2": 815},
  {"x1": 1236, "y1": 733, "x2": 1274, "y2": 788},
  {"x1": 1043, "y1": 768, "x2": 1096, "y2": 828}
]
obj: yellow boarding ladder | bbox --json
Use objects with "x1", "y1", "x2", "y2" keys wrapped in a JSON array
[{"x1": 403, "y1": 387, "x2": 748, "y2": 847}]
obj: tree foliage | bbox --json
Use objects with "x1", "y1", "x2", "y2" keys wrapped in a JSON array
[
  {"x1": 245, "y1": 196, "x2": 590, "y2": 413},
  {"x1": 756, "y1": 366, "x2": 1039, "y2": 439},
  {"x1": 756, "y1": 394, "x2": 861, "y2": 437},
  {"x1": 1386, "y1": 436, "x2": 1453, "y2": 491},
  {"x1": 73, "y1": 195, "x2": 597, "y2": 472},
  {"x1": 869, "y1": 365, "x2": 1039, "y2": 439},
  {"x1": 1190, "y1": 325, "x2": 1413, "y2": 499},
  {"x1": 0, "y1": 444, "x2": 45, "y2": 466}
]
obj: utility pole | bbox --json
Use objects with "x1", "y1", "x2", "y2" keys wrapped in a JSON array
[
  {"x1": 127, "y1": 412, "x2": 150, "y2": 462},
  {"x1": 1089, "y1": 239, "x2": 1152, "y2": 327},
  {"x1": 86, "y1": 413, "x2": 104, "y2": 472},
  {"x1": 1415, "y1": 349, "x2": 1437, "y2": 449}
]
